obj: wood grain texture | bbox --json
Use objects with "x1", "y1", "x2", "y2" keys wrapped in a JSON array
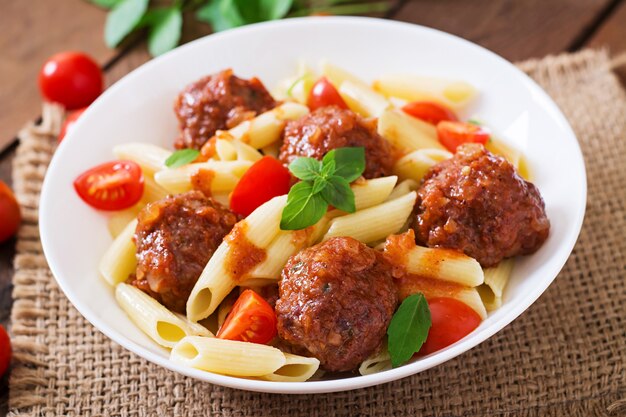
[
  {"x1": 587, "y1": 0, "x2": 626, "y2": 83},
  {"x1": 0, "y1": 0, "x2": 112, "y2": 151},
  {"x1": 393, "y1": 0, "x2": 612, "y2": 61}
]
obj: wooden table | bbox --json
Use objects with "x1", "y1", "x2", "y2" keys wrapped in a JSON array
[{"x1": 1, "y1": 0, "x2": 625, "y2": 412}]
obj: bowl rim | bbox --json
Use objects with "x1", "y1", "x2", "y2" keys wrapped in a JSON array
[{"x1": 40, "y1": 15, "x2": 587, "y2": 394}]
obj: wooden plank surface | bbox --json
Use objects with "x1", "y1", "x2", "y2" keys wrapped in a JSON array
[
  {"x1": 587, "y1": 0, "x2": 626, "y2": 82},
  {"x1": 393, "y1": 0, "x2": 613, "y2": 62}
]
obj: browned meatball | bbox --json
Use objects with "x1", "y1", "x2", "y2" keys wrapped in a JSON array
[
  {"x1": 279, "y1": 106, "x2": 394, "y2": 179},
  {"x1": 131, "y1": 191, "x2": 239, "y2": 313},
  {"x1": 275, "y1": 237, "x2": 398, "y2": 372},
  {"x1": 412, "y1": 144, "x2": 550, "y2": 267},
  {"x1": 174, "y1": 69, "x2": 277, "y2": 149}
]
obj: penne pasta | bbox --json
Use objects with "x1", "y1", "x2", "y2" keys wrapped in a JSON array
[
  {"x1": 170, "y1": 336, "x2": 286, "y2": 377},
  {"x1": 393, "y1": 149, "x2": 452, "y2": 184},
  {"x1": 99, "y1": 219, "x2": 137, "y2": 286},
  {"x1": 321, "y1": 62, "x2": 365, "y2": 89},
  {"x1": 215, "y1": 139, "x2": 238, "y2": 161},
  {"x1": 386, "y1": 179, "x2": 418, "y2": 201},
  {"x1": 373, "y1": 74, "x2": 478, "y2": 111},
  {"x1": 455, "y1": 287, "x2": 488, "y2": 319},
  {"x1": 477, "y1": 284, "x2": 502, "y2": 311},
  {"x1": 359, "y1": 342, "x2": 391, "y2": 376},
  {"x1": 339, "y1": 80, "x2": 390, "y2": 118},
  {"x1": 217, "y1": 291, "x2": 238, "y2": 328},
  {"x1": 141, "y1": 175, "x2": 170, "y2": 204},
  {"x1": 378, "y1": 109, "x2": 444, "y2": 153},
  {"x1": 231, "y1": 139, "x2": 263, "y2": 162},
  {"x1": 352, "y1": 176, "x2": 398, "y2": 210},
  {"x1": 485, "y1": 138, "x2": 530, "y2": 180},
  {"x1": 113, "y1": 143, "x2": 172, "y2": 175},
  {"x1": 272, "y1": 61, "x2": 316, "y2": 104},
  {"x1": 154, "y1": 160, "x2": 251, "y2": 194},
  {"x1": 323, "y1": 191, "x2": 416, "y2": 245},
  {"x1": 115, "y1": 283, "x2": 212, "y2": 348},
  {"x1": 108, "y1": 205, "x2": 142, "y2": 238},
  {"x1": 480, "y1": 258, "x2": 514, "y2": 311},
  {"x1": 261, "y1": 141, "x2": 281, "y2": 159},
  {"x1": 260, "y1": 353, "x2": 320, "y2": 382}
]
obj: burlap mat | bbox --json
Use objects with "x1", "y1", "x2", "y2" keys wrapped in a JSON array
[{"x1": 7, "y1": 49, "x2": 626, "y2": 417}]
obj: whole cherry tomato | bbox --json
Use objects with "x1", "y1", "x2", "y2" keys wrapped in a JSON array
[
  {"x1": 0, "y1": 181, "x2": 21, "y2": 243},
  {"x1": 436, "y1": 121, "x2": 491, "y2": 152},
  {"x1": 0, "y1": 324, "x2": 10, "y2": 377},
  {"x1": 418, "y1": 297, "x2": 482, "y2": 355},
  {"x1": 229, "y1": 156, "x2": 291, "y2": 217},
  {"x1": 39, "y1": 52, "x2": 103, "y2": 109},
  {"x1": 402, "y1": 101, "x2": 458, "y2": 125},
  {"x1": 58, "y1": 107, "x2": 87, "y2": 143},
  {"x1": 307, "y1": 77, "x2": 348, "y2": 111},
  {"x1": 73, "y1": 160, "x2": 144, "y2": 211},
  {"x1": 217, "y1": 290, "x2": 277, "y2": 344}
]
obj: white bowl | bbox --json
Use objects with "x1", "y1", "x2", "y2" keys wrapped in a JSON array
[{"x1": 40, "y1": 16, "x2": 586, "y2": 394}]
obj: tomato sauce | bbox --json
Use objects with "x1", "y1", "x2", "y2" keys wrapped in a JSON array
[{"x1": 225, "y1": 221, "x2": 267, "y2": 282}]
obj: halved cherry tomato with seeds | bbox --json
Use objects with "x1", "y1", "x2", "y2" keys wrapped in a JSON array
[
  {"x1": 217, "y1": 290, "x2": 277, "y2": 344},
  {"x1": 229, "y1": 156, "x2": 291, "y2": 217},
  {"x1": 307, "y1": 77, "x2": 348, "y2": 111},
  {"x1": 418, "y1": 297, "x2": 481, "y2": 355},
  {"x1": 73, "y1": 160, "x2": 144, "y2": 211},
  {"x1": 436, "y1": 121, "x2": 491, "y2": 153},
  {"x1": 402, "y1": 101, "x2": 458, "y2": 125}
]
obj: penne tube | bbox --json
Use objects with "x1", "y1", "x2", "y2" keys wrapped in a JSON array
[
  {"x1": 170, "y1": 336, "x2": 286, "y2": 377},
  {"x1": 477, "y1": 284, "x2": 502, "y2": 311},
  {"x1": 323, "y1": 191, "x2": 416, "y2": 245},
  {"x1": 99, "y1": 219, "x2": 137, "y2": 286},
  {"x1": 187, "y1": 196, "x2": 287, "y2": 321},
  {"x1": 352, "y1": 176, "x2": 398, "y2": 210},
  {"x1": 115, "y1": 283, "x2": 212, "y2": 348},
  {"x1": 359, "y1": 342, "x2": 391, "y2": 376},
  {"x1": 378, "y1": 109, "x2": 444, "y2": 153},
  {"x1": 141, "y1": 175, "x2": 170, "y2": 204},
  {"x1": 217, "y1": 291, "x2": 238, "y2": 328},
  {"x1": 113, "y1": 143, "x2": 172, "y2": 175},
  {"x1": 339, "y1": 80, "x2": 390, "y2": 118},
  {"x1": 209, "y1": 193, "x2": 230, "y2": 207},
  {"x1": 321, "y1": 61, "x2": 365, "y2": 89},
  {"x1": 479, "y1": 258, "x2": 514, "y2": 311},
  {"x1": 485, "y1": 138, "x2": 530, "y2": 179},
  {"x1": 373, "y1": 74, "x2": 478, "y2": 111},
  {"x1": 272, "y1": 61, "x2": 316, "y2": 104},
  {"x1": 215, "y1": 139, "x2": 237, "y2": 161},
  {"x1": 260, "y1": 353, "x2": 321, "y2": 382},
  {"x1": 386, "y1": 179, "x2": 418, "y2": 201},
  {"x1": 393, "y1": 148, "x2": 452, "y2": 184},
  {"x1": 455, "y1": 287, "x2": 488, "y2": 319},
  {"x1": 261, "y1": 141, "x2": 281, "y2": 159},
  {"x1": 108, "y1": 205, "x2": 142, "y2": 238},
  {"x1": 404, "y1": 245, "x2": 484, "y2": 287},
  {"x1": 154, "y1": 160, "x2": 251, "y2": 194},
  {"x1": 231, "y1": 139, "x2": 263, "y2": 162}
]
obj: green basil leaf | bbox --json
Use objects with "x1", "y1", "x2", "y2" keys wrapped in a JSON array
[
  {"x1": 147, "y1": 7, "x2": 182, "y2": 57},
  {"x1": 280, "y1": 182, "x2": 328, "y2": 230},
  {"x1": 88, "y1": 0, "x2": 122, "y2": 9},
  {"x1": 196, "y1": 0, "x2": 244, "y2": 32},
  {"x1": 104, "y1": 0, "x2": 149, "y2": 47},
  {"x1": 289, "y1": 157, "x2": 322, "y2": 181},
  {"x1": 387, "y1": 293, "x2": 431, "y2": 368},
  {"x1": 321, "y1": 157, "x2": 336, "y2": 178},
  {"x1": 311, "y1": 176, "x2": 327, "y2": 195},
  {"x1": 165, "y1": 149, "x2": 200, "y2": 168},
  {"x1": 321, "y1": 175, "x2": 355, "y2": 213},
  {"x1": 260, "y1": 0, "x2": 293, "y2": 20},
  {"x1": 323, "y1": 147, "x2": 365, "y2": 182}
]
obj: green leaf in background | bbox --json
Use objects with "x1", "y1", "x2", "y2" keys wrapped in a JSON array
[
  {"x1": 323, "y1": 147, "x2": 365, "y2": 182},
  {"x1": 147, "y1": 7, "x2": 183, "y2": 56},
  {"x1": 88, "y1": 0, "x2": 122, "y2": 9},
  {"x1": 321, "y1": 175, "x2": 355, "y2": 212},
  {"x1": 105, "y1": 0, "x2": 149, "y2": 47},
  {"x1": 196, "y1": 0, "x2": 245, "y2": 32},
  {"x1": 165, "y1": 149, "x2": 200, "y2": 168},
  {"x1": 280, "y1": 182, "x2": 328, "y2": 230},
  {"x1": 259, "y1": 0, "x2": 293, "y2": 20},
  {"x1": 289, "y1": 157, "x2": 322, "y2": 181},
  {"x1": 387, "y1": 293, "x2": 432, "y2": 368}
]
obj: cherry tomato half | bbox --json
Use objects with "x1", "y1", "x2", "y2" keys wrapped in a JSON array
[
  {"x1": 229, "y1": 156, "x2": 291, "y2": 217},
  {"x1": 0, "y1": 325, "x2": 10, "y2": 377},
  {"x1": 58, "y1": 107, "x2": 87, "y2": 143},
  {"x1": 73, "y1": 160, "x2": 144, "y2": 211},
  {"x1": 418, "y1": 297, "x2": 482, "y2": 356},
  {"x1": 436, "y1": 121, "x2": 491, "y2": 153},
  {"x1": 217, "y1": 289, "x2": 277, "y2": 344},
  {"x1": 39, "y1": 52, "x2": 103, "y2": 110},
  {"x1": 0, "y1": 181, "x2": 21, "y2": 244},
  {"x1": 307, "y1": 77, "x2": 348, "y2": 111},
  {"x1": 402, "y1": 101, "x2": 458, "y2": 125}
]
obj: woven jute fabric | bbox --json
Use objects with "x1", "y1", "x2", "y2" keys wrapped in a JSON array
[{"x1": 7, "y1": 49, "x2": 626, "y2": 417}]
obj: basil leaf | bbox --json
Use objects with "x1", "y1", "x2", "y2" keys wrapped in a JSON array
[
  {"x1": 321, "y1": 176, "x2": 355, "y2": 213},
  {"x1": 280, "y1": 182, "x2": 328, "y2": 230},
  {"x1": 196, "y1": 0, "x2": 244, "y2": 32},
  {"x1": 260, "y1": 0, "x2": 293, "y2": 20},
  {"x1": 289, "y1": 157, "x2": 322, "y2": 181},
  {"x1": 387, "y1": 293, "x2": 431, "y2": 368},
  {"x1": 105, "y1": 0, "x2": 149, "y2": 47},
  {"x1": 323, "y1": 147, "x2": 365, "y2": 182},
  {"x1": 165, "y1": 149, "x2": 200, "y2": 168},
  {"x1": 147, "y1": 7, "x2": 182, "y2": 57},
  {"x1": 89, "y1": 0, "x2": 122, "y2": 8},
  {"x1": 320, "y1": 158, "x2": 336, "y2": 178}
]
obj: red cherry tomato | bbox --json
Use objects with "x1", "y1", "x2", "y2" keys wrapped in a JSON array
[
  {"x1": 307, "y1": 77, "x2": 348, "y2": 111},
  {"x1": 217, "y1": 290, "x2": 277, "y2": 344},
  {"x1": 58, "y1": 107, "x2": 87, "y2": 143},
  {"x1": 418, "y1": 297, "x2": 482, "y2": 355},
  {"x1": 0, "y1": 324, "x2": 10, "y2": 377},
  {"x1": 73, "y1": 160, "x2": 144, "y2": 211},
  {"x1": 39, "y1": 52, "x2": 103, "y2": 110},
  {"x1": 0, "y1": 181, "x2": 21, "y2": 244},
  {"x1": 436, "y1": 121, "x2": 491, "y2": 153},
  {"x1": 402, "y1": 101, "x2": 458, "y2": 125},
  {"x1": 230, "y1": 156, "x2": 291, "y2": 217}
]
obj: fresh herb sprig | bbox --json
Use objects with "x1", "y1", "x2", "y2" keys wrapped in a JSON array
[
  {"x1": 387, "y1": 293, "x2": 431, "y2": 368},
  {"x1": 280, "y1": 147, "x2": 365, "y2": 230},
  {"x1": 88, "y1": 0, "x2": 392, "y2": 57},
  {"x1": 165, "y1": 148, "x2": 200, "y2": 168}
]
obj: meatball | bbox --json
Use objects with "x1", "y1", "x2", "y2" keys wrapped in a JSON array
[
  {"x1": 279, "y1": 106, "x2": 394, "y2": 179},
  {"x1": 412, "y1": 144, "x2": 550, "y2": 267},
  {"x1": 275, "y1": 237, "x2": 398, "y2": 372},
  {"x1": 174, "y1": 69, "x2": 277, "y2": 150},
  {"x1": 131, "y1": 191, "x2": 239, "y2": 313}
]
